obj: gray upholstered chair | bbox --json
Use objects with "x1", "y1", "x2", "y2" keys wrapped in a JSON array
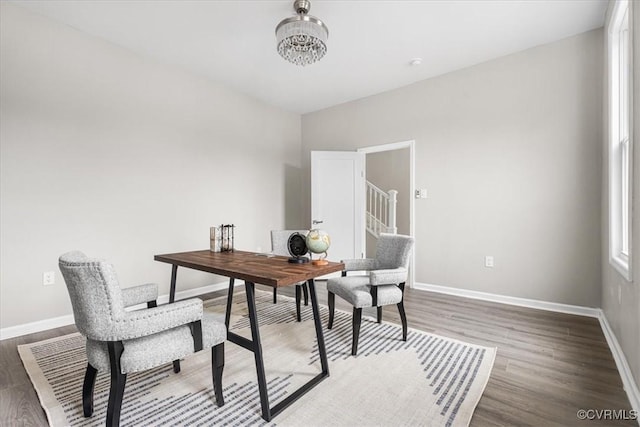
[
  {"x1": 327, "y1": 233, "x2": 415, "y2": 355},
  {"x1": 271, "y1": 230, "x2": 309, "y2": 321},
  {"x1": 59, "y1": 251, "x2": 226, "y2": 427}
]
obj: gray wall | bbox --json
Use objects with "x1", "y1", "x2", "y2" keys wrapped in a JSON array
[
  {"x1": 601, "y1": 0, "x2": 640, "y2": 392},
  {"x1": 0, "y1": 3, "x2": 301, "y2": 328},
  {"x1": 302, "y1": 29, "x2": 604, "y2": 308},
  {"x1": 365, "y1": 148, "x2": 410, "y2": 257}
]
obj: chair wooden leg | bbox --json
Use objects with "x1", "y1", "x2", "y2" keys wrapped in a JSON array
[
  {"x1": 273, "y1": 288, "x2": 277, "y2": 304},
  {"x1": 377, "y1": 306, "x2": 382, "y2": 323},
  {"x1": 352, "y1": 308, "x2": 363, "y2": 356},
  {"x1": 172, "y1": 309, "x2": 181, "y2": 372},
  {"x1": 82, "y1": 363, "x2": 97, "y2": 417},
  {"x1": 327, "y1": 291, "x2": 335, "y2": 329},
  {"x1": 303, "y1": 282, "x2": 309, "y2": 306},
  {"x1": 211, "y1": 343, "x2": 225, "y2": 407},
  {"x1": 295, "y1": 285, "x2": 302, "y2": 322},
  {"x1": 397, "y1": 301, "x2": 408, "y2": 341},
  {"x1": 397, "y1": 282, "x2": 407, "y2": 341},
  {"x1": 107, "y1": 341, "x2": 127, "y2": 427}
]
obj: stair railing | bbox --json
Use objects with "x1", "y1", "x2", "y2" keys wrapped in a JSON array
[{"x1": 366, "y1": 181, "x2": 397, "y2": 237}]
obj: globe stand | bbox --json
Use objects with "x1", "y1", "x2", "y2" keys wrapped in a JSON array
[{"x1": 311, "y1": 251, "x2": 329, "y2": 266}]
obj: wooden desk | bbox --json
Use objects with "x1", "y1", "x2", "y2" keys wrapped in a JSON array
[{"x1": 154, "y1": 250, "x2": 344, "y2": 421}]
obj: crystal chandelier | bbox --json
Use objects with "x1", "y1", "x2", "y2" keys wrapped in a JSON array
[{"x1": 276, "y1": 0, "x2": 329, "y2": 66}]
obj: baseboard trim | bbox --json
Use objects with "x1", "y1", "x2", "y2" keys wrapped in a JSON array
[
  {"x1": 0, "y1": 314, "x2": 76, "y2": 342},
  {"x1": 413, "y1": 282, "x2": 600, "y2": 318},
  {"x1": 0, "y1": 281, "x2": 231, "y2": 341},
  {"x1": 154, "y1": 281, "x2": 231, "y2": 305},
  {"x1": 413, "y1": 282, "x2": 639, "y2": 419},
  {"x1": 598, "y1": 312, "x2": 640, "y2": 417}
]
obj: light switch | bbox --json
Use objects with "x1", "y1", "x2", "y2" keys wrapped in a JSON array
[{"x1": 415, "y1": 189, "x2": 428, "y2": 199}]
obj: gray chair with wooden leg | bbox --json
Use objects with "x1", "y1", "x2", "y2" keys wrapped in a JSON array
[
  {"x1": 59, "y1": 251, "x2": 226, "y2": 427},
  {"x1": 270, "y1": 230, "x2": 309, "y2": 321},
  {"x1": 327, "y1": 233, "x2": 414, "y2": 355}
]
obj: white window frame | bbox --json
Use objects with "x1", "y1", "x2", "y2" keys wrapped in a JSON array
[{"x1": 608, "y1": 0, "x2": 634, "y2": 281}]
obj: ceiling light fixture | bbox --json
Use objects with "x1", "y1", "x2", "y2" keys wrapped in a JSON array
[{"x1": 276, "y1": 0, "x2": 329, "y2": 66}]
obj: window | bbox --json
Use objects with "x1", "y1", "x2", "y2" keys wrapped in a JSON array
[{"x1": 608, "y1": 0, "x2": 633, "y2": 281}]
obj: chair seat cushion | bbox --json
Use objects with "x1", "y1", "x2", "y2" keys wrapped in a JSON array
[
  {"x1": 327, "y1": 275, "x2": 403, "y2": 308},
  {"x1": 86, "y1": 312, "x2": 226, "y2": 374}
]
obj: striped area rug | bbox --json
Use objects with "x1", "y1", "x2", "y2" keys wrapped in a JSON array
[{"x1": 18, "y1": 291, "x2": 496, "y2": 426}]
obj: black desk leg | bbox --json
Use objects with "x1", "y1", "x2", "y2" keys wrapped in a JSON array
[
  {"x1": 169, "y1": 265, "x2": 178, "y2": 303},
  {"x1": 307, "y1": 279, "x2": 329, "y2": 375},
  {"x1": 224, "y1": 278, "x2": 235, "y2": 330},
  {"x1": 226, "y1": 279, "x2": 330, "y2": 422},
  {"x1": 169, "y1": 264, "x2": 180, "y2": 372},
  {"x1": 244, "y1": 281, "x2": 271, "y2": 421}
]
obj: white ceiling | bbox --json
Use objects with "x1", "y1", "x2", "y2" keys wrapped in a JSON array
[{"x1": 12, "y1": 0, "x2": 608, "y2": 114}]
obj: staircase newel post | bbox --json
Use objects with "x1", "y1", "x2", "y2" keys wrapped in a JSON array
[{"x1": 388, "y1": 190, "x2": 398, "y2": 234}]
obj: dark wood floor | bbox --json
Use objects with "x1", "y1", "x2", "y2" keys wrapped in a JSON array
[{"x1": 1, "y1": 282, "x2": 635, "y2": 426}]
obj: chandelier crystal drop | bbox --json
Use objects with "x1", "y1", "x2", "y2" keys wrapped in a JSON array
[{"x1": 276, "y1": 0, "x2": 329, "y2": 66}]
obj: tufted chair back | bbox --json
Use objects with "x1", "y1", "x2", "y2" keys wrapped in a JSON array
[
  {"x1": 375, "y1": 233, "x2": 414, "y2": 270},
  {"x1": 59, "y1": 251, "x2": 126, "y2": 341}
]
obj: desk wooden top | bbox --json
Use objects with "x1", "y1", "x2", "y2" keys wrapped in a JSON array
[{"x1": 154, "y1": 250, "x2": 344, "y2": 288}]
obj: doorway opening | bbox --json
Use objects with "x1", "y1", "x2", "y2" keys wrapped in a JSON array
[{"x1": 358, "y1": 140, "x2": 415, "y2": 287}]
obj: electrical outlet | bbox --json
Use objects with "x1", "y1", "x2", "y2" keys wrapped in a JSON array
[
  {"x1": 415, "y1": 189, "x2": 428, "y2": 199},
  {"x1": 43, "y1": 271, "x2": 55, "y2": 286},
  {"x1": 484, "y1": 256, "x2": 494, "y2": 268}
]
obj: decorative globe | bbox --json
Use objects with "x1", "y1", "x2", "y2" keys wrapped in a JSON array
[{"x1": 306, "y1": 229, "x2": 331, "y2": 265}]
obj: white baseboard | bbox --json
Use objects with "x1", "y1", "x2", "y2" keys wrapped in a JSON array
[
  {"x1": 154, "y1": 280, "x2": 231, "y2": 305},
  {"x1": 413, "y1": 282, "x2": 639, "y2": 420},
  {"x1": 413, "y1": 282, "x2": 600, "y2": 317},
  {"x1": 598, "y1": 312, "x2": 640, "y2": 418},
  {"x1": 0, "y1": 281, "x2": 231, "y2": 341},
  {"x1": 0, "y1": 314, "x2": 76, "y2": 342}
]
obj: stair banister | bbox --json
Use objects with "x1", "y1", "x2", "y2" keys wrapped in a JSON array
[{"x1": 366, "y1": 181, "x2": 398, "y2": 237}]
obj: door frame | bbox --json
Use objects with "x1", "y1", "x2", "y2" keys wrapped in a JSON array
[{"x1": 358, "y1": 140, "x2": 416, "y2": 288}]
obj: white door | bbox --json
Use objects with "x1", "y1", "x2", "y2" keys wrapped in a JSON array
[{"x1": 311, "y1": 151, "x2": 365, "y2": 264}]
